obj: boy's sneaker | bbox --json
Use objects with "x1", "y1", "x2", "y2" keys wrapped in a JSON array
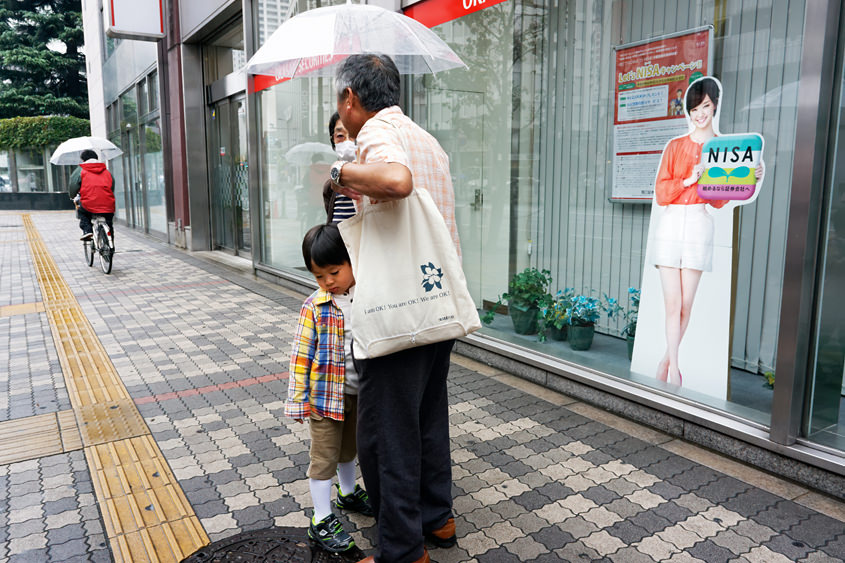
[
  {"x1": 308, "y1": 513, "x2": 355, "y2": 553},
  {"x1": 335, "y1": 484, "x2": 374, "y2": 517}
]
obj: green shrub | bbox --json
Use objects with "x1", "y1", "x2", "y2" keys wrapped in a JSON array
[{"x1": 0, "y1": 116, "x2": 90, "y2": 150}]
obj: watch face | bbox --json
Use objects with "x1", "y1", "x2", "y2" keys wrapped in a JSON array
[{"x1": 331, "y1": 165, "x2": 340, "y2": 182}]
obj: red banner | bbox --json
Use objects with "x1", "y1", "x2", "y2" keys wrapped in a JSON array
[
  {"x1": 614, "y1": 29, "x2": 710, "y2": 126},
  {"x1": 405, "y1": 0, "x2": 508, "y2": 28}
]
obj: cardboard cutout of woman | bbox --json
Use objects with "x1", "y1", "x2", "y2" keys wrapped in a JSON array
[{"x1": 630, "y1": 76, "x2": 764, "y2": 398}]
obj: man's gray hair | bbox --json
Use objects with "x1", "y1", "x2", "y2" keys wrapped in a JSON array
[{"x1": 335, "y1": 54, "x2": 400, "y2": 112}]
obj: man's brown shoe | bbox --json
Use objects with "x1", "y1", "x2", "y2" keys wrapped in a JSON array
[
  {"x1": 424, "y1": 517, "x2": 456, "y2": 548},
  {"x1": 356, "y1": 548, "x2": 429, "y2": 563}
]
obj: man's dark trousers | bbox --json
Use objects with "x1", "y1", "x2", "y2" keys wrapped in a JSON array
[
  {"x1": 355, "y1": 339, "x2": 455, "y2": 563},
  {"x1": 77, "y1": 205, "x2": 114, "y2": 235}
]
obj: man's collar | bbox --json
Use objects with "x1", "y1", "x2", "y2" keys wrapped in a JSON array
[{"x1": 372, "y1": 106, "x2": 403, "y2": 119}]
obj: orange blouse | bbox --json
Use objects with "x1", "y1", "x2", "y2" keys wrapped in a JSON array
[{"x1": 655, "y1": 135, "x2": 728, "y2": 208}]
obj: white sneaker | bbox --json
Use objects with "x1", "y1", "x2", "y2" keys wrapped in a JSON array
[{"x1": 80, "y1": 233, "x2": 93, "y2": 241}]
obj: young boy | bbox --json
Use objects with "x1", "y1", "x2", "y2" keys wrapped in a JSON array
[{"x1": 285, "y1": 223, "x2": 372, "y2": 553}]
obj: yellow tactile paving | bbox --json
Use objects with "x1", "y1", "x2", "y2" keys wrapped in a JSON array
[
  {"x1": 110, "y1": 518, "x2": 209, "y2": 563},
  {"x1": 76, "y1": 400, "x2": 151, "y2": 446},
  {"x1": 58, "y1": 409, "x2": 84, "y2": 451},
  {"x1": 0, "y1": 410, "x2": 82, "y2": 464},
  {"x1": 22, "y1": 214, "x2": 210, "y2": 562},
  {"x1": 0, "y1": 301, "x2": 45, "y2": 317}
]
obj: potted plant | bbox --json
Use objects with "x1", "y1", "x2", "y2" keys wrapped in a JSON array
[
  {"x1": 482, "y1": 267, "x2": 553, "y2": 335},
  {"x1": 542, "y1": 288, "x2": 574, "y2": 341},
  {"x1": 622, "y1": 287, "x2": 640, "y2": 360},
  {"x1": 567, "y1": 292, "x2": 623, "y2": 351}
]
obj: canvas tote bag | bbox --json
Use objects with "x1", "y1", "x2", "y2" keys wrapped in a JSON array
[{"x1": 338, "y1": 186, "x2": 481, "y2": 359}]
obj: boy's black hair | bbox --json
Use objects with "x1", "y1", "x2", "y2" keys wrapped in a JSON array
[
  {"x1": 80, "y1": 149, "x2": 98, "y2": 161},
  {"x1": 328, "y1": 112, "x2": 341, "y2": 149},
  {"x1": 302, "y1": 223, "x2": 350, "y2": 271},
  {"x1": 685, "y1": 77, "x2": 720, "y2": 114}
]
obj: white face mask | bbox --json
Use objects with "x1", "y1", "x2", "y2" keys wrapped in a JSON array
[{"x1": 335, "y1": 140, "x2": 356, "y2": 162}]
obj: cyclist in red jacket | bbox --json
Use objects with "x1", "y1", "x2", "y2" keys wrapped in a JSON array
[{"x1": 68, "y1": 149, "x2": 115, "y2": 240}]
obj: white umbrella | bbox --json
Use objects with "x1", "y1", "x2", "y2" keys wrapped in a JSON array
[
  {"x1": 50, "y1": 136, "x2": 123, "y2": 165},
  {"x1": 285, "y1": 142, "x2": 337, "y2": 165},
  {"x1": 245, "y1": 1, "x2": 467, "y2": 79}
]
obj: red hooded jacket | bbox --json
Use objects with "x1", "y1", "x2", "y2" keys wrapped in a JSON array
[{"x1": 79, "y1": 162, "x2": 116, "y2": 214}]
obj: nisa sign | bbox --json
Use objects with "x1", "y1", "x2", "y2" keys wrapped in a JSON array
[{"x1": 697, "y1": 133, "x2": 764, "y2": 201}]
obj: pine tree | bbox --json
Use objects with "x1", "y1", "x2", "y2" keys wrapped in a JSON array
[{"x1": 0, "y1": 0, "x2": 87, "y2": 119}]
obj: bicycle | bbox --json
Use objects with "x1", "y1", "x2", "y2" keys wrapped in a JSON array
[{"x1": 83, "y1": 215, "x2": 115, "y2": 274}]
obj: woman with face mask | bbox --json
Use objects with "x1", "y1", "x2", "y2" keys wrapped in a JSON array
[{"x1": 323, "y1": 112, "x2": 357, "y2": 223}]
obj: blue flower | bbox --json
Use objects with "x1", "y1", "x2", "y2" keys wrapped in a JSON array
[{"x1": 420, "y1": 262, "x2": 444, "y2": 292}]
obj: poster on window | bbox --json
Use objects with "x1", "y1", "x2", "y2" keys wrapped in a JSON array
[
  {"x1": 629, "y1": 76, "x2": 766, "y2": 401},
  {"x1": 610, "y1": 27, "x2": 713, "y2": 202}
]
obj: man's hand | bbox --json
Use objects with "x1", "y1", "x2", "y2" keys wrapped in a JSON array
[
  {"x1": 295, "y1": 418, "x2": 304, "y2": 424},
  {"x1": 331, "y1": 182, "x2": 363, "y2": 202}
]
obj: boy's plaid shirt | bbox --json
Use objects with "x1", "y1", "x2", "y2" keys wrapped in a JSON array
[{"x1": 285, "y1": 288, "x2": 346, "y2": 420}]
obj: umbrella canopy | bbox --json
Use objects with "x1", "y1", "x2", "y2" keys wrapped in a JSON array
[
  {"x1": 245, "y1": 2, "x2": 466, "y2": 79},
  {"x1": 285, "y1": 142, "x2": 337, "y2": 165},
  {"x1": 50, "y1": 136, "x2": 123, "y2": 165}
]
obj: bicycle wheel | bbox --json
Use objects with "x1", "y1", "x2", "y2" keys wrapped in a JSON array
[
  {"x1": 97, "y1": 226, "x2": 113, "y2": 274},
  {"x1": 84, "y1": 238, "x2": 94, "y2": 267}
]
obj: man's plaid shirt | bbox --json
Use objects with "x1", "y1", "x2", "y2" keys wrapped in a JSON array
[{"x1": 285, "y1": 288, "x2": 347, "y2": 421}]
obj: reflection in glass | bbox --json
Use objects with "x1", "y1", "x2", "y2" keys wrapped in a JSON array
[
  {"x1": 434, "y1": 0, "x2": 805, "y2": 426},
  {"x1": 15, "y1": 149, "x2": 46, "y2": 192},
  {"x1": 807, "y1": 60, "x2": 845, "y2": 450},
  {"x1": 144, "y1": 120, "x2": 166, "y2": 233},
  {"x1": 109, "y1": 133, "x2": 127, "y2": 222},
  {"x1": 259, "y1": 76, "x2": 336, "y2": 269}
]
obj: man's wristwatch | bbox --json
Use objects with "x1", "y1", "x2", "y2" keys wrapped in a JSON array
[{"x1": 330, "y1": 161, "x2": 346, "y2": 186}]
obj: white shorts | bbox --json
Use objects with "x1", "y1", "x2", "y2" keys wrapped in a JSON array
[{"x1": 651, "y1": 204, "x2": 714, "y2": 271}]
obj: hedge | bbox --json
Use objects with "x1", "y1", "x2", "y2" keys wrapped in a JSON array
[{"x1": 0, "y1": 116, "x2": 90, "y2": 150}]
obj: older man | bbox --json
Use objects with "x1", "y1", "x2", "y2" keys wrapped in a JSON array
[{"x1": 329, "y1": 54, "x2": 459, "y2": 563}]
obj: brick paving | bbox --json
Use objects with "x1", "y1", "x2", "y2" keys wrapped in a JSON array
[{"x1": 1, "y1": 210, "x2": 844, "y2": 562}]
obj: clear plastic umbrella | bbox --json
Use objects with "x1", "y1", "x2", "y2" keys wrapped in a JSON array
[
  {"x1": 284, "y1": 142, "x2": 336, "y2": 165},
  {"x1": 245, "y1": 1, "x2": 467, "y2": 79},
  {"x1": 50, "y1": 136, "x2": 123, "y2": 165}
]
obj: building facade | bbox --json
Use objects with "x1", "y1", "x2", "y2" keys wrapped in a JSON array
[{"x1": 81, "y1": 0, "x2": 845, "y2": 496}]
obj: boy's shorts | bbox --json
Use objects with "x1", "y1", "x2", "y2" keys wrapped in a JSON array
[{"x1": 308, "y1": 393, "x2": 358, "y2": 480}]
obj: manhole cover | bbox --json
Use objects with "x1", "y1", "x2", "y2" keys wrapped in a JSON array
[{"x1": 181, "y1": 527, "x2": 365, "y2": 563}]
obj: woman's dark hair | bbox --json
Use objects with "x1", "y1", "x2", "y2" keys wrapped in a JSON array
[
  {"x1": 80, "y1": 149, "x2": 98, "y2": 162},
  {"x1": 328, "y1": 112, "x2": 341, "y2": 149},
  {"x1": 685, "y1": 77, "x2": 720, "y2": 114},
  {"x1": 336, "y1": 54, "x2": 400, "y2": 112},
  {"x1": 302, "y1": 223, "x2": 350, "y2": 271}
]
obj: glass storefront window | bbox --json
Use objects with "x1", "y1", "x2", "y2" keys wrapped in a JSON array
[
  {"x1": 144, "y1": 119, "x2": 166, "y2": 234},
  {"x1": 807, "y1": 51, "x2": 845, "y2": 450},
  {"x1": 413, "y1": 0, "x2": 805, "y2": 427},
  {"x1": 259, "y1": 76, "x2": 336, "y2": 270},
  {"x1": 148, "y1": 70, "x2": 159, "y2": 112},
  {"x1": 254, "y1": 0, "x2": 806, "y2": 428},
  {"x1": 109, "y1": 131, "x2": 127, "y2": 222},
  {"x1": 15, "y1": 148, "x2": 46, "y2": 192},
  {"x1": 0, "y1": 151, "x2": 11, "y2": 192}
]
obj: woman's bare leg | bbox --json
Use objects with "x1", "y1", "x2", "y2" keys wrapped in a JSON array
[
  {"x1": 657, "y1": 267, "x2": 682, "y2": 382},
  {"x1": 671, "y1": 268, "x2": 704, "y2": 386}
]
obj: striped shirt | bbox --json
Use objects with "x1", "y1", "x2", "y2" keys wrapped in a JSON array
[
  {"x1": 356, "y1": 106, "x2": 461, "y2": 254},
  {"x1": 285, "y1": 288, "x2": 350, "y2": 420},
  {"x1": 331, "y1": 194, "x2": 356, "y2": 223}
]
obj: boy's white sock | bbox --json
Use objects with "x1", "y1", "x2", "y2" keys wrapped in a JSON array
[
  {"x1": 337, "y1": 461, "x2": 357, "y2": 496},
  {"x1": 310, "y1": 478, "x2": 333, "y2": 523}
]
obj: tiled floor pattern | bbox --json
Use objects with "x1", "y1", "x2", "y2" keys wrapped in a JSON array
[
  {"x1": 0, "y1": 210, "x2": 843, "y2": 562},
  {"x1": 20, "y1": 213, "x2": 209, "y2": 561}
]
